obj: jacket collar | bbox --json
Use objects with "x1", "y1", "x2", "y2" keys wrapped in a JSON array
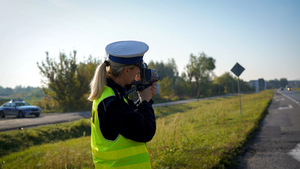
[{"x1": 106, "y1": 78, "x2": 127, "y2": 99}]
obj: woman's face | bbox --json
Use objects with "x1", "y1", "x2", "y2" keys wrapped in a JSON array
[{"x1": 126, "y1": 66, "x2": 140, "y2": 85}]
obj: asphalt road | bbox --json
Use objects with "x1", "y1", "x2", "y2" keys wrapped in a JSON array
[
  {"x1": 234, "y1": 89, "x2": 300, "y2": 169},
  {"x1": 0, "y1": 111, "x2": 91, "y2": 132},
  {"x1": 0, "y1": 94, "x2": 234, "y2": 132}
]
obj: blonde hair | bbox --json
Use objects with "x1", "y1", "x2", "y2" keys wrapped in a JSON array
[{"x1": 88, "y1": 59, "x2": 136, "y2": 101}]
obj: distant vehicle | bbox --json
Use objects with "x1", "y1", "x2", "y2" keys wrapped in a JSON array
[
  {"x1": 0, "y1": 99, "x2": 41, "y2": 118},
  {"x1": 280, "y1": 87, "x2": 284, "y2": 91},
  {"x1": 287, "y1": 87, "x2": 292, "y2": 91}
]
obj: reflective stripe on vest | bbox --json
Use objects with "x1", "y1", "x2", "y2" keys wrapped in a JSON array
[{"x1": 91, "y1": 86, "x2": 151, "y2": 169}]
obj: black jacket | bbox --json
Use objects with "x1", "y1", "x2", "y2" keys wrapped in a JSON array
[{"x1": 97, "y1": 78, "x2": 156, "y2": 142}]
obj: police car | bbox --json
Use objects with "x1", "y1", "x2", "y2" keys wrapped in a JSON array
[{"x1": 0, "y1": 99, "x2": 41, "y2": 118}]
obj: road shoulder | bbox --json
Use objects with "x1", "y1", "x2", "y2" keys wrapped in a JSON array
[{"x1": 232, "y1": 90, "x2": 300, "y2": 169}]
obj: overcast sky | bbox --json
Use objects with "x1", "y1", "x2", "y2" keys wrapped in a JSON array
[{"x1": 1, "y1": 0, "x2": 299, "y2": 88}]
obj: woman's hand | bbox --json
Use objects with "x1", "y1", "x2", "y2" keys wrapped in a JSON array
[
  {"x1": 138, "y1": 87, "x2": 152, "y2": 102},
  {"x1": 138, "y1": 82, "x2": 158, "y2": 102},
  {"x1": 150, "y1": 82, "x2": 157, "y2": 96}
]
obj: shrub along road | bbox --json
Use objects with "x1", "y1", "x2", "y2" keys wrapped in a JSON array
[{"x1": 235, "y1": 90, "x2": 300, "y2": 168}]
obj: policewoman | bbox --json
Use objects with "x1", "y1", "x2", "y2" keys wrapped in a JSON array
[{"x1": 88, "y1": 41, "x2": 156, "y2": 168}]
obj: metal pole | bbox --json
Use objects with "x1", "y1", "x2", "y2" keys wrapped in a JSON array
[{"x1": 237, "y1": 77, "x2": 242, "y2": 114}]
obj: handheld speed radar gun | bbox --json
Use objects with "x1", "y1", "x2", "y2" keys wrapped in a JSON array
[{"x1": 126, "y1": 63, "x2": 160, "y2": 95}]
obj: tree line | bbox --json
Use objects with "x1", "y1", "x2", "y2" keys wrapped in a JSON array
[
  {"x1": 1, "y1": 49, "x2": 293, "y2": 113},
  {"x1": 268, "y1": 78, "x2": 289, "y2": 88},
  {"x1": 0, "y1": 85, "x2": 43, "y2": 97},
  {"x1": 148, "y1": 52, "x2": 251, "y2": 98},
  {"x1": 36, "y1": 51, "x2": 255, "y2": 112}
]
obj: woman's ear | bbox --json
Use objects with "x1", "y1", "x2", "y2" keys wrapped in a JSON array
[{"x1": 123, "y1": 67, "x2": 130, "y2": 75}]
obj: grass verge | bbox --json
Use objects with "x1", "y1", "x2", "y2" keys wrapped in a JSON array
[
  {"x1": 0, "y1": 119, "x2": 90, "y2": 158},
  {"x1": 0, "y1": 90, "x2": 273, "y2": 168},
  {"x1": 148, "y1": 90, "x2": 272, "y2": 168}
]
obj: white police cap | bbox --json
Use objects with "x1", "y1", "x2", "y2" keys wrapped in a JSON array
[{"x1": 105, "y1": 40, "x2": 149, "y2": 64}]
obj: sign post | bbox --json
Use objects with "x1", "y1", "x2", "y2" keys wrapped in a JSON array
[{"x1": 230, "y1": 62, "x2": 245, "y2": 115}]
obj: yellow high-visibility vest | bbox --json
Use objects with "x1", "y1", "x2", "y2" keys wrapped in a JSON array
[{"x1": 91, "y1": 86, "x2": 152, "y2": 169}]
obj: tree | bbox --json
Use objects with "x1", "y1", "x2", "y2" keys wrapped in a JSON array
[
  {"x1": 14, "y1": 85, "x2": 23, "y2": 93},
  {"x1": 214, "y1": 72, "x2": 252, "y2": 94},
  {"x1": 159, "y1": 77, "x2": 174, "y2": 97},
  {"x1": 173, "y1": 76, "x2": 192, "y2": 97},
  {"x1": 238, "y1": 78, "x2": 251, "y2": 92},
  {"x1": 186, "y1": 52, "x2": 216, "y2": 97},
  {"x1": 279, "y1": 78, "x2": 288, "y2": 87},
  {"x1": 213, "y1": 72, "x2": 236, "y2": 94},
  {"x1": 0, "y1": 87, "x2": 13, "y2": 96},
  {"x1": 148, "y1": 58, "x2": 178, "y2": 81},
  {"x1": 76, "y1": 56, "x2": 101, "y2": 109},
  {"x1": 268, "y1": 78, "x2": 288, "y2": 88},
  {"x1": 268, "y1": 79, "x2": 280, "y2": 88},
  {"x1": 37, "y1": 51, "x2": 101, "y2": 111}
]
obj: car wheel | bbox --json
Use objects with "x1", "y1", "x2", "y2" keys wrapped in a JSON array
[
  {"x1": 18, "y1": 111, "x2": 24, "y2": 118},
  {"x1": 0, "y1": 111, "x2": 5, "y2": 118}
]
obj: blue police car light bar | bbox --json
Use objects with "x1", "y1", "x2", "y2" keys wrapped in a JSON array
[{"x1": 11, "y1": 99, "x2": 23, "y2": 102}]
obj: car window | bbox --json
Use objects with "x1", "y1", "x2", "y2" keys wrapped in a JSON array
[
  {"x1": 3, "y1": 103, "x2": 10, "y2": 107},
  {"x1": 15, "y1": 102, "x2": 30, "y2": 106},
  {"x1": 22, "y1": 103, "x2": 29, "y2": 106},
  {"x1": 11, "y1": 103, "x2": 16, "y2": 107}
]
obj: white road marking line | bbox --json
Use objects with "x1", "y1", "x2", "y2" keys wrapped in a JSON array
[
  {"x1": 278, "y1": 91, "x2": 300, "y2": 106},
  {"x1": 288, "y1": 144, "x2": 300, "y2": 162},
  {"x1": 278, "y1": 105, "x2": 293, "y2": 110}
]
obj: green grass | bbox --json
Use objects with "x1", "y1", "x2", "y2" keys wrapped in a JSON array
[
  {"x1": 292, "y1": 88, "x2": 300, "y2": 91},
  {"x1": 0, "y1": 137, "x2": 93, "y2": 169},
  {"x1": 0, "y1": 90, "x2": 273, "y2": 169},
  {"x1": 148, "y1": 90, "x2": 272, "y2": 168},
  {"x1": 0, "y1": 119, "x2": 90, "y2": 158}
]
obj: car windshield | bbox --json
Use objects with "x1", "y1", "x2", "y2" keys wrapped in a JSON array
[{"x1": 16, "y1": 102, "x2": 30, "y2": 106}]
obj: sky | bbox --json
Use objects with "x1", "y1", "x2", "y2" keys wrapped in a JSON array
[{"x1": 0, "y1": 0, "x2": 299, "y2": 88}]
